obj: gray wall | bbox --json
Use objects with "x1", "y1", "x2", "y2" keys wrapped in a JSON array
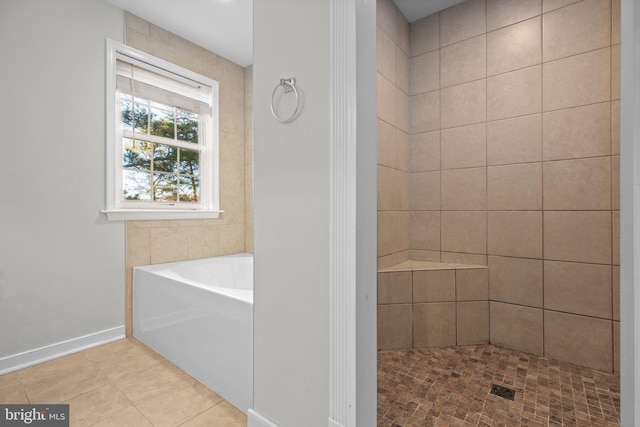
[
  {"x1": 620, "y1": 0, "x2": 638, "y2": 423},
  {"x1": 253, "y1": 2, "x2": 378, "y2": 424},
  {"x1": 0, "y1": 0, "x2": 125, "y2": 358},
  {"x1": 253, "y1": 0, "x2": 331, "y2": 425},
  {"x1": 356, "y1": 0, "x2": 378, "y2": 425}
]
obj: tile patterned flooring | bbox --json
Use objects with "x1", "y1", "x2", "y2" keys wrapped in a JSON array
[
  {"x1": 378, "y1": 345, "x2": 620, "y2": 427},
  {"x1": 0, "y1": 338, "x2": 247, "y2": 427},
  {"x1": 1, "y1": 340, "x2": 622, "y2": 426}
]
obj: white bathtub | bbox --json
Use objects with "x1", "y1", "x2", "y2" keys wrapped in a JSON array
[{"x1": 133, "y1": 253, "x2": 253, "y2": 413}]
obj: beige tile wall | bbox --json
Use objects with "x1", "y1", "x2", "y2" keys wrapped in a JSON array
[
  {"x1": 377, "y1": 267, "x2": 489, "y2": 349},
  {"x1": 378, "y1": 0, "x2": 620, "y2": 372},
  {"x1": 124, "y1": 14, "x2": 253, "y2": 336},
  {"x1": 377, "y1": 0, "x2": 411, "y2": 269},
  {"x1": 245, "y1": 66, "x2": 254, "y2": 253}
]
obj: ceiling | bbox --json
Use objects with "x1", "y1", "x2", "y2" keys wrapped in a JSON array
[
  {"x1": 104, "y1": 0, "x2": 253, "y2": 67},
  {"x1": 103, "y1": 0, "x2": 464, "y2": 67},
  {"x1": 394, "y1": 0, "x2": 466, "y2": 23}
]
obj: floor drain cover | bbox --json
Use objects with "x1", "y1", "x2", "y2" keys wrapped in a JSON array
[{"x1": 490, "y1": 384, "x2": 515, "y2": 401}]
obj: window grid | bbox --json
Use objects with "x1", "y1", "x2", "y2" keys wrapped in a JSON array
[
  {"x1": 120, "y1": 94, "x2": 203, "y2": 204},
  {"x1": 105, "y1": 39, "x2": 219, "y2": 219}
]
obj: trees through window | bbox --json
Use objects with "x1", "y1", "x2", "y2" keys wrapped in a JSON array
[
  {"x1": 120, "y1": 94, "x2": 201, "y2": 203},
  {"x1": 105, "y1": 39, "x2": 219, "y2": 219}
]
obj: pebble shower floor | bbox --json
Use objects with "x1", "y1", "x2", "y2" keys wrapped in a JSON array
[{"x1": 377, "y1": 345, "x2": 620, "y2": 427}]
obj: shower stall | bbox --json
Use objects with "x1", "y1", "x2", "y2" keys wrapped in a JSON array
[{"x1": 376, "y1": 0, "x2": 620, "y2": 424}]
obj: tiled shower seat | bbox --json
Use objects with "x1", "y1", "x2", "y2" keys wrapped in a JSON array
[{"x1": 377, "y1": 261, "x2": 489, "y2": 350}]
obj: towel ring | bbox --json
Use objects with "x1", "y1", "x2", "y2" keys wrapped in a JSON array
[{"x1": 270, "y1": 78, "x2": 300, "y2": 123}]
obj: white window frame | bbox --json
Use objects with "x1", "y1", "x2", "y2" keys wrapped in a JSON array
[{"x1": 103, "y1": 39, "x2": 221, "y2": 221}]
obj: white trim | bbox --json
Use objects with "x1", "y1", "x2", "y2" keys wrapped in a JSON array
[
  {"x1": 110, "y1": 40, "x2": 218, "y2": 89},
  {"x1": 328, "y1": 1, "x2": 357, "y2": 426},
  {"x1": 0, "y1": 326, "x2": 125, "y2": 374},
  {"x1": 247, "y1": 409, "x2": 280, "y2": 427},
  {"x1": 105, "y1": 38, "x2": 220, "y2": 214},
  {"x1": 101, "y1": 209, "x2": 223, "y2": 221},
  {"x1": 106, "y1": 38, "x2": 117, "y2": 213}
]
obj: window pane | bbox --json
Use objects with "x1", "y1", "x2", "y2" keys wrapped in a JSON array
[
  {"x1": 153, "y1": 143, "x2": 177, "y2": 173},
  {"x1": 133, "y1": 100, "x2": 149, "y2": 134},
  {"x1": 123, "y1": 138, "x2": 151, "y2": 170},
  {"x1": 179, "y1": 176, "x2": 200, "y2": 202},
  {"x1": 150, "y1": 101, "x2": 175, "y2": 139},
  {"x1": 179, "y1": 148, "x2": 200, "y2": 176},
  {"x1": 120, "y1": 94, "x2": 133, "y2": 132},
  {"x1": 112, "y1": 47, "x2": 218, "y2": 212},
  {"x1": 176, "y1": 108, "x2": 199, "y2": 143},
  {"x1": 153, "y1": 173, "x2": 177, "y2": 202},
  {"x1": 123, "y1": 170, "x2": 152, "y2": 201}
]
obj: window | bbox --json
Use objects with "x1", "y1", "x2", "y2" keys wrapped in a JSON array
[{"x1": 103, "y1": 39, "x2": 220, "y2": 220}]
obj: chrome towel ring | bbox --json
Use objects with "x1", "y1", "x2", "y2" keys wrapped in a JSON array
[{"x1": 270, "y1": 78, "x2": 300, "y2": 123}]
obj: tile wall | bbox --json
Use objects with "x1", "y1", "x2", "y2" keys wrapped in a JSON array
[
  {"x1": 378, "y1": 0, "x2": 620, "y2": 372},
  {"x1": 378, "y1": 266, "x2": 490, "y2": 350},
  {"x1": 124, "y1": 13, "x2": 253, "y2": 336},
  {"x1": 377, "y1": 0, "x2": 411, "y2": 270}
]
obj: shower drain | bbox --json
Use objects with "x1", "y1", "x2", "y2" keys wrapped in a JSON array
[{"x1": 490, "y1": 384, "x2": 515, "y2": 401}]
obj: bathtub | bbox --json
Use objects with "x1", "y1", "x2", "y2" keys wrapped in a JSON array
[{"x1": 133, "y1": 253, "x2": 253, "y2": 413}]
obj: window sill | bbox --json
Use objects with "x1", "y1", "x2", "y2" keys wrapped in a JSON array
[{"x1": 101, "y1": 209, "x2": 223, "y2": 221}]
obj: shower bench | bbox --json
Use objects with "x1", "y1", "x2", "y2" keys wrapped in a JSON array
[{"x1": 378, "y1": 260, "x2": 489, "y2": 350}]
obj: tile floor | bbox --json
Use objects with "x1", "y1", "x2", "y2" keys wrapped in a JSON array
[
  {"x1": 1, "y1": 340, "x2": 622, "y2": 426},
  {"x1": 378, "y1": 345, "x2": 620, "y2": 427},
  {"x1": 0, "y1": 338, "x2": 247, "y2": 427}
]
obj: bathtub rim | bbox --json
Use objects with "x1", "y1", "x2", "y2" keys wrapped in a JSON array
[{"x1": 133, "y1": 252, "x2": 254, "y2": 304}]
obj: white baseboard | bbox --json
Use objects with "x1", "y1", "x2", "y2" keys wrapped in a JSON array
[
  {"x1": 248, "y1": 409, "x2": 280, "y2": 427},
  {"x1": 329, "y1": 419, "x2": 344, "y2": 427},
  {"x1": 0, "y1": 326, "x2": 125, "y2": 374}
]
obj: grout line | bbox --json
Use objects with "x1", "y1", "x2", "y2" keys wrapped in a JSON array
[
  {"x1": 438, "y1": 27, "x2": 443, "y2": 265},
  {"x1": 115, "y1": 383, "x2": 157, "y2": 426},
  {"x1": 484, "y1": 3, "x2": 491, "y2": 345},
  {"x1": 609, "y1": 0, "x2": 616, "y2": 373},
  {"x1": 539, "y1": 11, "x2": 548, "y2": 359},
  {"x1": 411, "y1": 270, "x2": 415, "y2": 347},
  {"x1": 451, "y1": 269, "x2": 458, "y2": 346},
  {"x1": 486, "y1": 13, "x2": 541, "y2": 37},
  {"x1": 484, "y1": 0, "x2": 489, "y2": 282}
]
